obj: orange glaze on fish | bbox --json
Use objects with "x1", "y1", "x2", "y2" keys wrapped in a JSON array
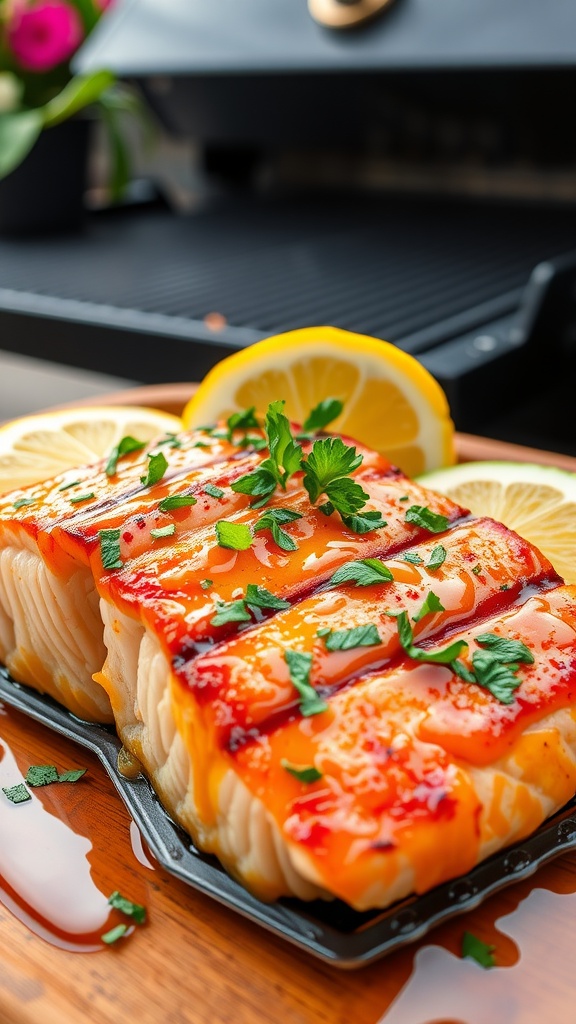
[
  {"x1": 226, "y1": 586, "x2": 576, "y2": 905},
  {"x1": 186, "y1": 517, "x2": 560, "y2": 743}
]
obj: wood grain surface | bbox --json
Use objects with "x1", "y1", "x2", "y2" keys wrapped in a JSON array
[{"x1": 2, "y1": 384, "x2": 576, "y2": 1024}]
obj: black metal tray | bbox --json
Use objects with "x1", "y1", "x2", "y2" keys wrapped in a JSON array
[{"x1": 2, "y1": 665, "x2": 576, "y2": 969}]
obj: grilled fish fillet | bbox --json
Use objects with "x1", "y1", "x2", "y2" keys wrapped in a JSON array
[{"x1": 0, "y1": 419, "x2": 575, "y2": 911}]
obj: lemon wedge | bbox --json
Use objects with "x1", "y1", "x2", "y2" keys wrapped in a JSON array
[
  {"x1": 418, "y1": 461, "x2": 576, "y2": 584},
  {"x1": 182, "y1": 327, "x2": 455, "y2": 477},
  {"x1": 0, "y1": 405, "x2": 182, "y2": 495}
]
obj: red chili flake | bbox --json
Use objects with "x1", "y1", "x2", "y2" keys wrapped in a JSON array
[{"x1": 122, "y1": 531, "x2": 134, "y2": 544}]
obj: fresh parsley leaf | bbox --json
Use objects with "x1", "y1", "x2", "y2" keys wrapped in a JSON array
[
  {"x1": 328, "y1": 558, "x2": 393, "y2": 588},
  {"x1": 57, "y1": 769, "x2": 87, "y2": 783},
  {"x1": 210, "y1": 600, "x2": 252, "y2": 627},
  {"x1": 281, "y1": 759, "x2": 323, "y2": 783},
  {"x1": 2, "y1": 783, "x2": 31, "y2": 804},
  {"x1": 200, "y1": 579, "x2": 213, "y2": 589},
  {"x1": 156, "y1": 432, "x2": 182, "y2": 449},
  {"x1": 150, "y1": 524, "x2": 176, "y2": 540},
  {"x1": 403, "y1": 552, "x2": 424, "y2": 565},
  {"x1": 101, "y1": 924, "x2": 128, "y2": 945},
  {"x1": 215, "y1": 520, "x2": 253, "y2": 551},
  {"x1": 69, "y1": 492, "x2": 95, "y2": 504},
  {"x1": 302, "y1": 398, "x2": 343, "y2": 433},
  {"x1": 231, "y1": 467, "x2": 277, "y2": 508},
  {"x1": 204, "y1": 483, "x2": 225, "y2": 499},
  {"x1": 99, "y1": 528, "x2": 123, "y2": 570},
  {"x1": 158, "y1": 494, "x2": 197, "y2": 511},
  {"x1": 254, "y1": 508, "x2": 303, "y2": 551},
  {"x1": 108, "y1": 891, "x2": 147, "y2": 924},
  {"x1": 140, "y1": 451, "x2": 168, "y2": 487},
  {"x1": 340, "y1": 510, "x2": 387, "y2": 534},
  {"x1": 405, "y1": 505, "x2": 450, "y2": 534},
  {"x1": 399, "y1": 495, "x2": 410, "y2": 502},
  {"x1": 302, "y1": 436, "x2": 363, "y2": 504},
  {"x1": 284, "y1": 650, "x2": 328, "y2": 717},
  {"x1": 392, "y1": 611, "x2": 468, "y2": 665},
  {"x1": 461, "y1": 931, "x2": 496, "y2": 968},
  {"x1": 475, "y1": 633, "x2": 535, "y2": 665},
  {"x1": 12, "y1": 497, "x2": 37, "y2": 509},
  {"x1": 105, "y1": 436, "x2": 146, "y2": 477},
  {"x1": 472, "y1": 565, "x2": 482, "y2": 575},
  {"x1": 58, "y1": 479, "x2": 81, "y2": 491},
  {"x1": 427, "y1": 544, "x2": 447, "y2": 571},
  {"x1": 25, "y1": 765, "x2": 59, "y2": 787},
  {"x1": 324, "y1": 477, "x2": 369, "y2": 515},
  {"x1": 451, "y1": 659, "x2": 477, "y2": 683},
  {"x1": 237, "y1": 434, "x2": 268, "y2": 451},
  {"x1": 226, "y1": 407, "x2": 261, "y2": 436},
  {"x1": 322, "y1": 623, "x2": 382, "y2": 651},
  {"x1": 412, "y1": 591, "x2": 445, "y2": 623},
  {"x1": 244, "y1": 584, "x2": 291, "y2": 611},
  {"x1": 470, "y1": 651, "x2": 522, "y2": 705},
  {"x1": 266, "y1": 400, "x2": 303, "y2": 487}
]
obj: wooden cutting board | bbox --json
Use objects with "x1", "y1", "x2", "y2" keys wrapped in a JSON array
[{"x1": 2, "y1": 384, "x2": 576, "y2": 1024}]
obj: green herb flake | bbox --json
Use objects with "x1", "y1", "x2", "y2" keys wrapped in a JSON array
[
  {"x1": 244, "y1": 584, "x2": 291, "y2": 611},
  {"x1": 328, "y1": 558, "x2": 394, "y2": 588},
  {"x1": 253, "y1": 508, "x2": 303, "y2": 551},
  {"x1": 25, "y1": 765, "x2": 59, "y2": 787},
  {"x1": 405, "y1": 505, "x2": 450, "y2": 534},
  {"x1": 461, "y1": 931, "x2": 496, "y2": 968},
  {"x1": 210, "y1": 600, "x2": 252, "y2": 627},
  {"x1": 500, "y1": 583, "x2": 510, "y2": 591},
  {"x1": 340, "y1": 509, "x2": 387, "y2": 534},
  {"x1": 12, "y1": 497, "x2": 36, "y2": 510},
  {"x1": 200, "y1": 579, "x2": 213, "y2": 590},
  {"x1": 412, "y1": 591, "x2": 445, "y2": 623},
  {"x1": 302, "y1": 397, "x2": 343, "y2": 433},
  {"x1": 284, "y1": 649, "x2": 328, "y2": 717},
  {"x1": 323, "y1": 623, "x2": 382, "y2": 651},
  {"x1": 2, "y1": 783, "x2": 31, "y2": 804},
  {"x1": 150, "y1": 524, "x2": 176, "y2": 540},
  {"x1": 226, "y1": 407, "x2": 261, "y2": 436},
  {"x1": 58, "y1": 479, "x2": 81, "y2": 491},
  {"x1": 399, "y1": 495, "x2": 410, "y2": 502},
  {"x1": 470, "y1": 651, "x2": 523, "y2": 704},
  {"x1": 392, "y1": 610, "x2": 468, "y2": 666},
  {"x1": 403, "y1": 552, "x2": 424, "y2": 565},
  {"x1": 215, "y1": 520, "x2": 253, "y2": 551},
  {"x1": 302, "y1": 436, "x2": 363, "y2": 505},
  {"x1": 204, "y1": 483, "x2": 225, "y2": 499},
  {"x1": 101, "y1": 923, "x2": 128, "y2": 945},
  {"x1": 156, "y1": 433, "x2": 182, "y2": 449},
  {"x1": 99, "y1": 528, "x2": 123, "y2": 570},
  {"x1": 158, "y1": 495, "x2": 197, "y2": 512},
  {"x1": 69, "y1": 492, "x2": 95, "y2": 504},
  {"x1": 57, "y1": 768, "x2": 87, "y2": 783},
  {"x1": 472, "y1": 564, "x2": 482, "y2": 575},
  {"x1": 427, "y1": 544, "x2": 447, "y2": 571},
  {"x1": 108, "y1": 890, "x2": 146, "y2": 925},
  {"x1": 105, "y1": 436, "x2": 146, "y2": 477},
  {"x1": 281, "y1": 759, "x2": 323, "y2": 783},
  {"x1": 140, "y1": 451, "x2": 168, "y2": 487},
  {"x1": 475, "y1": 633, "x2": 535, "y2": 665}
]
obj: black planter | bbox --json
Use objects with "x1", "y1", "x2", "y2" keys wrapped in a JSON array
[{"x1": 0, "y1": 117, "x2": 90, "y2": 235}]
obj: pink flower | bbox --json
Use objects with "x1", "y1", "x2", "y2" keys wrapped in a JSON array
[
  {"x1": 94, "y1": 0, "x2": 114, "y2": 8},
  {"x1": 8, "y1": 1, "x2": 84, "y2": 73}
]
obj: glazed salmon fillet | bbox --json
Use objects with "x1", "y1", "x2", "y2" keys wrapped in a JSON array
[{"x1": 1, "y1": 410, "x2": 575, "y2": 911}]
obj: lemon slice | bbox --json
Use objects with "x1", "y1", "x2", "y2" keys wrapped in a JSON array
[
  {"x1": 418, "y1": 461, "x2": 576, "y2": 584},
  {"x1": 182, "y1": 327, "x2": 454, "y2": 477},
  {"x1": 0, "y1": 405, "x2": 182, "y2": 495}
]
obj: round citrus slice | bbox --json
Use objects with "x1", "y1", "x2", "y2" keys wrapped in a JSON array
[
  {"x1": 182, "y1": 327, "x2": 455, "y2": 477},
  {"x1": 0, "y1": 405, "x2": 182, "y2": 495},
  {"x1": 418, "y1": 461, "x2": 576, "y2": 584}
]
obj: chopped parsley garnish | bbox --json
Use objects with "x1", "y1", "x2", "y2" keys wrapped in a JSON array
[
  {"x1": 399, "y1": 495, "x2": 410, "y2": 502},
  {"x1": 204, "y1": 483, "x2": 225, "y2": 499},
  {"x1": 101, "y1": 924, "x2": 128, "y2": 945},
  {"x1": 427, "y1": 544, "x2": 447, "y2": 571},
  {"x1": 302, "y1": 436, "x2": 362, "y2": 504},
  {"x1": 2, "y1": 783, "x2": 31, "y2": 804},
  {"x1": 56, "y1": 768, "x2": 87, "y2": 783},
  {"x1": 403, "y1": 552, "x2": 424, "y2": 565},
  {"x1": 412, "y1": 591, "x2": 445, "y2": 623},
  {"x1": 474, "y1": 633, "x2": 535, "y2": 665},
  {"x1": 25, "y1": 765, "x2": 86, "y2": 786},
  {"x1": 284, "y1": 650, "x2": 328, "y2": 717},
  {"x1": 340, "y1": 509, "x2": 387, "y2": 534},
  {"x1": 211, "y1": 599, "x2": 252, "y2": 627},
  {"x1": 108, "y1": 890, "x2": 147, "y2": 924},
  {"x1": 244, "y1": 584, "x2": 291, "y2": 611},
  {"x1": 12, "y1": 497, "x2": 36, "y2": 510},
  {"x1": 232, "y1": 401, "x2": 302, "y2": 507},
  {"x1": 156, "y1": 432, "x2": 182, "y2": 449},
  {"x1": 302, "y1": 397, "x2": 343, "y2": 433},
  {"x1": 105, "y1": 436, "x2": 146, "y2": 477},
  {"x1": 472, "y1": 564, "x2": 482, "y2": 575},
  {"x1": 461, "y1": 931, "x2": 496, "y2": 968},
  {"x1": 215, "y1": 520, "x2": 253, "y2": 551},
  {"x1": 328, "y1": 558, "x2": 393, "y2": 588},
  {"x1": 253, "y1": 508, "x2": 303, "y2": 551},
  {"x1": 158, "y1": 495, "x2": 197, "y2": 512},
  {"x1": 99, "y1": 528, "x2": 123, "y2": 570},
  {"x1": 200, "y1": 579, "x2": 213, "y2": 589},
  {"x1": 58, "y1": 479, "x2": 81, "y2": 491},
  {"x1": 281, "y1": 759, "x2": 323, "y2": 783},
  {"x1": 150, "y1": 524, "x2": 176, "y2": 540},
  {"x1": 69, "y1": 492, "x2": 95, "y2": 504},
  {"x1": 392, "y1": 611, "x2": 468, "y2": 666},
  {"x1": 321, "y1": 623, "x2": 382, "y2": 651},
  {"x1": 405, "y1": 505, "x2": 450, "y2": 534},
  {"x1": 237, "y1": 434, "x2": 268, "y2": 451},
  {"x1": 470, "y1": 653, "x2": 523, "y2": 704},
  {"x1": 226, "y1": 407, "x2": 261, "y2": 438},
  {"x1": 140, "y1": 451, "x2": 168, "y2": 487}
]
